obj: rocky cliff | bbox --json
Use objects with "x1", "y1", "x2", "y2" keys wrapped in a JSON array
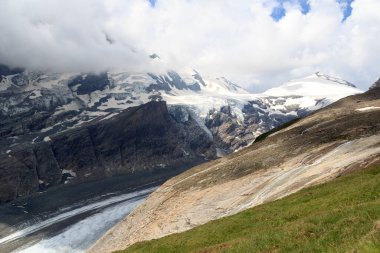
[{"x1": 0, "y1": 101, "x2": 215, "y2": 204}]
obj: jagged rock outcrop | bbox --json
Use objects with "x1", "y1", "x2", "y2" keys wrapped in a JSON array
[
  {"x1": 205, "y1": 100, "x2": 310, "y2": 151},
  {"x1": 0, "y1": 101, "x2": 215, "y2": 204}
]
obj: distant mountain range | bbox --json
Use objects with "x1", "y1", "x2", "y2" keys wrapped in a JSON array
[
  {"x1": 0, "y1": 66, "x2": 362, "y2": 153},
  {"x1": 0, "y1": 65, "x2": 362, "y2": 203}
]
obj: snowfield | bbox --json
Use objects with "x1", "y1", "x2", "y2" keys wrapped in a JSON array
[{"x1": 263, "y1": 72, "x2": 361, "y2": 99}]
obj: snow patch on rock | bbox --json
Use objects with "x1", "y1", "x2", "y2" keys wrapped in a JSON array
[{"x1": 62, "y1": 170, "x2": 77, "y2": 177}]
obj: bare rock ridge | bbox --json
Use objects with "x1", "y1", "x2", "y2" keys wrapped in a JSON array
[
  {"x1": 0, "y1": 101, "x2": 216, "y2": 204},
  {"x1": 90, "y1": 86, "x2": 380, "y2": 253}
]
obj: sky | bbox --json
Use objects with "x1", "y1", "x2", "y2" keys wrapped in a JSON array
[{"x1": 0, "y1": 0, "x2": 379, "y2": 91}]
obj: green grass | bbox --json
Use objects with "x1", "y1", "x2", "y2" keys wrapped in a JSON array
[{"x1": 118, "y1": 165, "x2": 380, "y2": 253}]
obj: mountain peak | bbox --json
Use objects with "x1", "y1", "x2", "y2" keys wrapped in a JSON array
[
  {"x1": 263, "y1": 72, "x2": 362, "y2": 98},
  {"x1": 313, "y1": 72, "x2": 356, "y2": 88}
]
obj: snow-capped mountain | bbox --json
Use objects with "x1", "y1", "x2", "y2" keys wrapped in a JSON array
[
  {"x1": 0, "y1": 66, "x2": 362, "y2": 154},
  {"x1": 0, "y1": 66, "x2": 364, "y2": 203},
  {"x1": 264, "y1": 72, "x2": 359, "y2": 98}
]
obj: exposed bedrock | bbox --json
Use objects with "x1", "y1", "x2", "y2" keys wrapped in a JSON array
[{"x1": 0, "y1": 101, "x2": 216, "y2": 204}]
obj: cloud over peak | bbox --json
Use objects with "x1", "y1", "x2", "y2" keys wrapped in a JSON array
[{"x1": 0, "y1": 0, "x2": 379, "y2": 91}]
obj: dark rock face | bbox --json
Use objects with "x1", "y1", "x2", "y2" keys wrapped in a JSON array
[
  {"x1": 206, "y1": 106, "x2": 250, "y2": 151},
  {"x1": 146, "y1": 73, "x2": 172, "y2": 92},
  {"x1": 146, "y1": 71, "x2": 201, "y2": 92},
  {"x1": 0, "y1": 101, "x2": 216, "y2": 204},
  {"x1": 68, "y1": 73, "x2": 110, "y2": 95},
  {"x1": 0, "y1": 64, "x2": 23, "y2": 78},
  {"x1": 34, "y1": 143, "x2": 62, "y2": 188},
  {"x1": 166, "y1": 71, "x2": 201, "y2": 91},
  {"x1": 192, "y1": 71, "x2": 206, "y2": 87},
  {"x1": 205, "y1": 98, "x2": 310, "y2": 152},
  {"x1": 0, "y1": 147, "x2": 39, "y2": 203},
  {"x1": 370, "y1": 78, "x2": 380, "y2": 90},
  {"x1": 0, "y1": 85, "x2": 79, "y2": 140}
]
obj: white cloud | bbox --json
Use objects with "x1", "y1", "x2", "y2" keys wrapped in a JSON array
[{"x1": 0, "y1": 0, "x2": 379, "y2": 91}]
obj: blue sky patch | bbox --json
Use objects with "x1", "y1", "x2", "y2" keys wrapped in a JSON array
[
  {"x1": 271, "y1": 0, "x2": 353, "y2": 22},
  {"x1": 271, "y1": 5, "x2": 286, "y2": 21},
  {"x1": 271, "y1": 0, "x2": 310, "y2": 21},
  {"x1": 148, "y1": 0, "x2": 156, "y2": 7},
  {"x1": 337, "y1": 0, "x2": 354, "y2": 21},
  {"x1": 299, "y1": 0, "x2": 311, "y2": 14},
  {"x1": 147, "y1": 0, "x2": 353, "y2": 22}
]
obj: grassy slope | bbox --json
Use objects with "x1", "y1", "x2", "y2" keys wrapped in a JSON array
[{"x1": 119, "y1": 165, "x2": 380, "y2": 253}]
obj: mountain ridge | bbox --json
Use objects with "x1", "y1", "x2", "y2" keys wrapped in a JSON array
[
  {"x1": 0, "y1": 66, "x2": 364, "y2": 203},
  {"x1": 0, "y1": 66, "x2": 362, "y2": 153}
]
